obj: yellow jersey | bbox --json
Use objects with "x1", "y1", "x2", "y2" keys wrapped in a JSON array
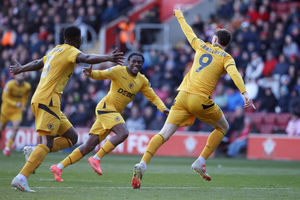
[
  {"x1": 175, "y1": 10, "x2": 246, "y2": 97},
  {"x1": 90, "y1": 65, "x2": 166, "y2": 113},
  {"x1": 1, "y1": 79, "x2": 31, "y2": 111},
  {"x1": 31, "y1": 44, "x2": 81, "y2": 106}
]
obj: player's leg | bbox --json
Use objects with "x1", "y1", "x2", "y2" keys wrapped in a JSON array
[
  {"x1": 51, "y1": 134, "x2": 100, "y2": 182},
  {"x1": 131, "y1": 122, "x2": 178, "y2": 189},
  {"x1": 0, "y1": 117, "x2": 8, "y2": 155},
  {"x1": 11, "y1": 103, "x2": 61, "y2": 191},
  {"x1": 191, "y1": 98, "x2": 229, "y2": 181},
  {"x1": 132, "y1": 91, "x2": 192, "y2": 188},
  {"x1": 51, "y1": 113, "x2": 78, "y2": 152},
  {"x1": 88, "y1": 112, "x2": 126, "y2": 175},
  {"x1": 89, "y1": 123, "x2": 128, "y2": 175},
  {"x1": 3, "y1": 120, "x2": 21, "y2": 156},
  {"x1": 11, "y1": 134, "x2": 52, "y2": 192}
]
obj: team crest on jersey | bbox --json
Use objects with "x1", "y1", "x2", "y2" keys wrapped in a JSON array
[
  {"x1": 129, "y1": 83, "x2": 134, "y2": 89},
  {"x1": 48, "y1": 123, "x2": 54, "y2": 130},
  {"x1": 115, "y1": 117, "x2": 120, "y2": 122}
]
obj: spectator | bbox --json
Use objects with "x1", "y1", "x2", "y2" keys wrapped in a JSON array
[
  {"x1": 258, "y1": 87, "x2": 278, "y2": 112},
  {"x1": 285, "y1": 109, "x2": 300, "y2": 137},
  {"x1": 101, "y1": 0, "x2": 119, "y2": 23},
  {"x1": 226, "y1": 88, "x2": 244, "y2": 112},
  {"x1": 283, "y1": 35, "x2": 299, "y2": 58},
  {"x1": 126, "y1": 105, "x2": 145, "y2": 131},
  {"x1": 148, "y1": 111, "x2": 165, "y2": 130},
  {"x1": 262, "y1": 50, "x2": 278, "y2": 77},
  {"x1": 245, "y1": 52, "x2": 264, "y2": 80},
  {"x1": 227, "y1": 117, "x2": 251, "y2": 158},
  {"x1": 273, "y1": 54, "x2": 290, "y2": 75}
]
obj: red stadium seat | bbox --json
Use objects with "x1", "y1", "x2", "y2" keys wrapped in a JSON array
[
  {"x1": 264, "y1": 113, "x2": 277, "y2": 125},
  {"x1": 259, "y1": 124, "x2": 274, "y2": 134}
]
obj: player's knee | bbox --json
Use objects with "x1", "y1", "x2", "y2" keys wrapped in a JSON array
[
  {"x1": 220, "y1": 122, "x2": 229, "y2": 134},
  {"x1": 70, "y1": 134, "x2": 78, "y2": 146},
  {"x1": 120, "y1": 130, "x2": 129, "y2": 141}
]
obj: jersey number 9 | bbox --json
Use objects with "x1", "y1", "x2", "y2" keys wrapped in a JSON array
[{"x1": 196, "y1": 53, "x2": 213, "y2": 72}]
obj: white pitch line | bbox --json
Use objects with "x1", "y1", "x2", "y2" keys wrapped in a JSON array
[
  {"x1": 34, "y1": 186, "x2": 201, "y2": 190},
  {"x1": 33, "y1": 186, "x2": 292, "y2": 190},
  {"x1": 241, "y1": 187, "x2": 290, "y2": 190}
]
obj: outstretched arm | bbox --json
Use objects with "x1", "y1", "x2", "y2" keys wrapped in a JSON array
[
  {"x1": 83, "y1": 64, "x2": 116, "y2": 80},
  {"x1": 76, "y1": 49, "x2": 124, "y2": 65},
  {"x1": 226, "y1": 65, "x2": 255, "y2": 109},
  {"x1": 140, "y1": 80, "x2": 169, "y2": 115},
  {"x1": 174, "y1": 9, "x2": 204, "y2": 49},
  {"x1": 9, "y1": 58, "x2": 44, "y2": 75}
]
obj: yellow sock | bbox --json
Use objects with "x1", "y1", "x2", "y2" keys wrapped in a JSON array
[
  {"x1": 20, "y1": 144, "x2": 49, "y2": 178},
  {"x1": 201, "y1": 128, "x2": 225, "y2": 159},
  {"x1": 96, "y1": 140, "x2": 115, "y2": 159},
  {"x1": 6, "y1": 139, "x2": 13, "y2": 149},
  {"x1": 51, "y1": 137, "x2": 73, "y2": 152},
  {"x1": 141, "y1": 134, "x2": 164, "y2": 165},
  {"x1": 61, "y1": 148, "x2": 83, "y2": 168}
]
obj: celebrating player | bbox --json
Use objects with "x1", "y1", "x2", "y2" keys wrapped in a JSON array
[
  {"x1": 50, "y1": 52, "x2": 169, "y2": 182},
  {"x1": 1, "y1": 74, "x2": 31, "y2": 156},
  {"x1": 131, "y1": 9, "x2": 255, "y2": 189},
  {"x1": 9, "y1": 26, "x2": 124, "y2": 192}
]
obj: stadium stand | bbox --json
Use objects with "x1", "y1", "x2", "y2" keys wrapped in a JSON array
[{"x1": 0, "y1": 0, "x2": 299, "y2": 134}]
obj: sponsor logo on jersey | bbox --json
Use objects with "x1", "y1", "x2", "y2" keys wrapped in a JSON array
[{"x1": 117, "y1": 88, "x2": 135, "y2": 98}]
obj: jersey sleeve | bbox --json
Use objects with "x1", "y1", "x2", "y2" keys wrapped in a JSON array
[
  {"x1": 140, "y1": 77, "x2": 167, "y2": 113},
  {"x1": 68, "y1": 47, "x2": 82, "y2": 64},
  {"x1": 89, "y1": 65, "x2": 120, "y2": 80},
  {"x1": 225, "y1": 56, "x2": 246, "y2": 94},
  {"x1": 174, "y1": 10, "x2": 204, "y2": 50}
]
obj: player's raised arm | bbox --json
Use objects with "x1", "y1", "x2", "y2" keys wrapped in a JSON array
[
  {"x1": 174, "y1": 9, "x2": 204, "y2": 49},
  {"x1": 9, "y1": 58, "x2": 44, "y2": 75},
  {"x1": 76, "y1": 49, "x2": 124, "y2": 65}
]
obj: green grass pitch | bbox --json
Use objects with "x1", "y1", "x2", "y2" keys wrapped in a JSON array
[{"x1": 1, "y1": 152, "x2": 300, "y2": 200}]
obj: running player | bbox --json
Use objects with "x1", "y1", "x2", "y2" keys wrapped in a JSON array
[
  {"x1": 50, "y1": 52, "x2": 169, "y2": 182},
  {"x1": 1, "y1": 74, "x2": 31, "y2": 156},
  {"x1": 9, "y1": 26, "x2": 124, "y2": 192},
  {"x1": 131, "y1": 9, "x2": 255, "y2": 189}
]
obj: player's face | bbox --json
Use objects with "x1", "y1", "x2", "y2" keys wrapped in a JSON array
[
  {"x1": 128, "y1": 55, "x2": 143, "y2": 75},
  {"x1": 15, "y1": 73, "x2": 24, "y2": 83}
]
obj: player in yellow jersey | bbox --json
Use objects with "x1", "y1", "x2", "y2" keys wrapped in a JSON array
[
  {"x1": 50, "y1": 52, "x2": 169, "y2": 182},
  {"x1": 0, "y1": 74, "x2": 31, "y2": 156},
  {"x1": 9, "y1": 26, "x2": 124, "y2": 192},
  {"x1": 131, "y1": 9, "x2": 255, "y2": 189}
]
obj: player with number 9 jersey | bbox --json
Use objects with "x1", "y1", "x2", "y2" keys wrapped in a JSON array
[{"x1": 131, "y1": 9, "x2": 255, "y2": 188}]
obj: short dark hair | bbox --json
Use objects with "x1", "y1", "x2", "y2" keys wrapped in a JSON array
[
  {"x1": 128, "y1": 52, "x2": 144, "y2": 63},
  {"x1": 215, "y1": 29, "x2": 231, "y2": 47},
  {"x1": 64, "y1": 26, "x2": 81, "y2": 39}
]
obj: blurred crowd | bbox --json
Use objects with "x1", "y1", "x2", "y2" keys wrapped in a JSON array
[{"x1": 1, "y1": 0, "x2": 300, "y2": 136}]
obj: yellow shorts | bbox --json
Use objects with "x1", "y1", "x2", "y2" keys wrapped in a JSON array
[
  {"x1": 166, "y1": 91, "x2": 223, "y2": 126},
  {"x1": 31, "y1": 103, "x2": 72, "y2": 136},
  {"x1": 89, "y1": 110, "x2": 125, "y2": 142},
  {"x1": 0, "y1": 108, "x2": 22, "y2": 126}
]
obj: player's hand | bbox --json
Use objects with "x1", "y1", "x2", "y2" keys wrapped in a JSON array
[
  {"x1": 242, "y1": 92, "x2": 256, "y2": 110},
  {"x1": 173, "y1": 7, "x2": 183, "y2": 18},
  {"x1": 83, "y1": 64, "x2": 93, "y2": 77},
  {"x1": 163, "y1": 108, "x2": 170, "y2": 116},
  {"x1": 16, "y1": 102, "x2": 22, "y2": 108},
  {"x1": 9, "y1": 59, "x2": 23, "y2": 75},
  {"x1": 109, "y1": 48, "x2": 124, "y2": 65}
]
